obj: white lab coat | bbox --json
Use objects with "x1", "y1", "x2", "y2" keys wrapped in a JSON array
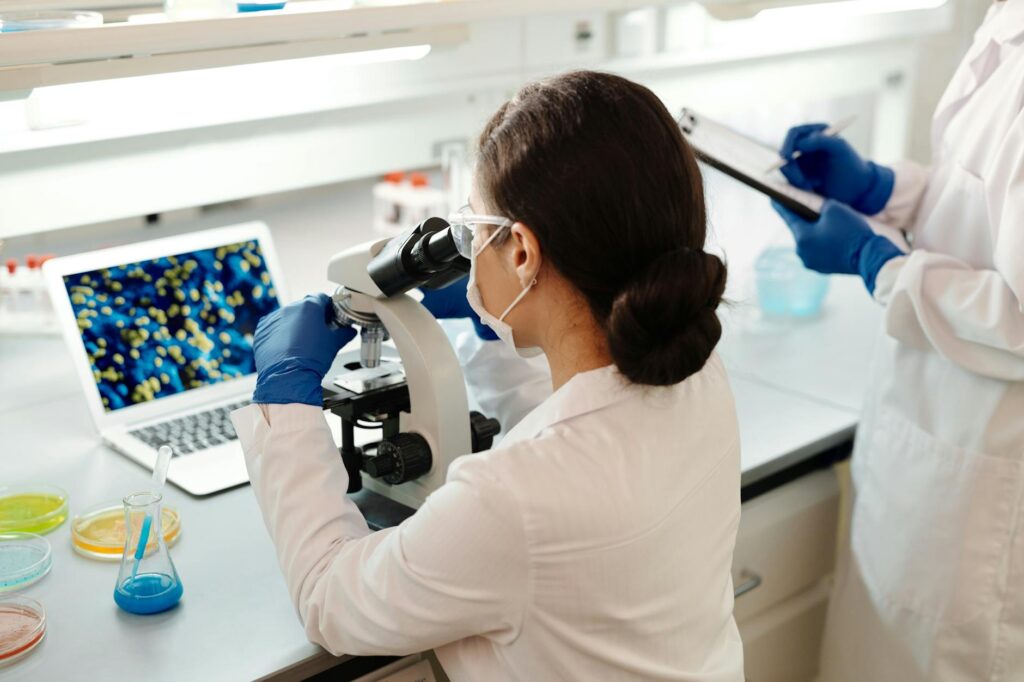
[
  {"x1": 819, "y1": 3, "x2": 1024, "y2": 680},
  {"x1": 232, "y1": 350, "x2": 744, "y2": 681},
  {"x1": 443, "y1": 326, "x2": 554, "y2": 443}
]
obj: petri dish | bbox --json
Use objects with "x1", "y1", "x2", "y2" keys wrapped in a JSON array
[
  {"x1": 0, "y1": 486, "x2": 69, "y2": 535},
  {"x1": 0, "y1": 10, "x2": 102, "y2": 32},
  {"x1": 0, "y1": 595, "x2": 46, "y2": 668},
  {"x1": 0, "y1": 534, "x2": 52, "y2": 593},
  {"x1": 72, "y1": 502, "x2": 181, "y2": 561}
]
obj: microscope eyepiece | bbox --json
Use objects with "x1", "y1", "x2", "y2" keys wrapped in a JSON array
[
  {"x1": 366, "y1": 217, "x2": 470, "y2": 297},
  {"x1": 410, "y1": 226, "x2": 461, "y2": 273}
]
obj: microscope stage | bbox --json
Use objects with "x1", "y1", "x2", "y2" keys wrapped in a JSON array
[{"x1": 332, "y1": 361, "x2": 406, "y2": 395}]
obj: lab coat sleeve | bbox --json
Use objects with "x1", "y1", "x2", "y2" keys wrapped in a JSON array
[
  {"x1": 231, "y1": 403, "x2": 529, "y2": 657},
  {"x1": 874, "y1": 159, "x2": 931, "y2": 231},
  {"x1": 453, "y1": 331, "x2": 552, "y2": 438},
  {"x1": 871, "y1": 123, "x2": 1024, "y2": 381}
]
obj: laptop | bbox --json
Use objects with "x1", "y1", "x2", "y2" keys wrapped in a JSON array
[{"x1": 43, "y1": 222, "x2": 286, "y2": 496}]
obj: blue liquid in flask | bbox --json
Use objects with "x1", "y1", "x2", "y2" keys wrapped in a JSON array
[
  {"x1": 114, "y1": 573, "x2": 183, "y2": 615},
  {"x1": 113, "y1": 492, "x2": 183, "y2": 615}
]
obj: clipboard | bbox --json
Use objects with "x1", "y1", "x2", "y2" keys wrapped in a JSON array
[{"x1": 678, "y1": 108, "x2": 822, "y2": 221}]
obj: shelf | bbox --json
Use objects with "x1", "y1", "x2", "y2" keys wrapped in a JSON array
[
  {"x1": 0, "y1": 0, "x2": 859, "y2": 93},
  {"x1": 0, "y1": 1, "x2": 158, "y2": 8},
  {"x1": 0, "y1": 1, "x2": 623, "y2": 85},
  {"x1": 0, "y1": 22, "x2": 469, "y2": 92},
  {"x1": 0, "y1": 1, "x2": 467, "y2": 91}
]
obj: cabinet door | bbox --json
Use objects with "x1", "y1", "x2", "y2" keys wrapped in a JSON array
[
  {"x1": 738, "y1": 580, "x2": 831, "y2": 682},
  {"x1": 733, "y1": 468, "x2": 839, "y2": 622},
  {"x1": 733, "y1": 468, "x2": 841, "y2": 682}
]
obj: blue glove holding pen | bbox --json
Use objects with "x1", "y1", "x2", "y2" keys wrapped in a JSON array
[
  {"x1": 419, "y1": 276, "x2": 499, "y2": 341},
  {"x1": 771, "y1": 199, "x2": 906, "y2": 294},
  {"x1": 252, "y1": 294, "x2": 357, "y2": 406},
  {"x1": 779, "y1": 123, "x2": 895, "y2": 216}
]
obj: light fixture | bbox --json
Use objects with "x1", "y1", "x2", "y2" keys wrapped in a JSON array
[
  {"x1": 756, "y1": 0, "x2": 948, "y2": 22},
  {"x1": 328, "y1": 44, "x2": 432, "y2": 66}
]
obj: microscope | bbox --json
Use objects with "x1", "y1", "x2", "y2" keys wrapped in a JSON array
[{"x1": 323, "y1": 217, "x2": 501, "y2": 514}]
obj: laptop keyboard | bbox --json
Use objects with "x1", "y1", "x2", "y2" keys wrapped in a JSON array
[{"x1": 129, "y1": 401, "x2": 250, "y2": 456}]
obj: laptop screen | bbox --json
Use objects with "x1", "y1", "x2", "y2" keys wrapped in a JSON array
[{"x1": 63, "y1": 239, "x2": 281, "y2": 412}]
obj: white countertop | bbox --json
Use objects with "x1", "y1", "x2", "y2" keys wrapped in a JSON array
[
  {"x1": 724, "y1": 275, "x2": 879, "y2": 483},
  {"x1": 0, "y1": 275, "x2": 881, "y2": 681}
]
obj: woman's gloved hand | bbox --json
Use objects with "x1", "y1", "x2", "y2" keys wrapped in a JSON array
[
  {"x1": 772, "y1": 199, "x2": 906, "y2": 294},
  {"x1": 252, "y1": 293, "x2": 357, "y2": 406},
  {"x1": 779, "y1": 123, "x2": 895, "y2": 216},
  {"x1": 419, "y1": 276, "x2": 499, "y2": 341}
]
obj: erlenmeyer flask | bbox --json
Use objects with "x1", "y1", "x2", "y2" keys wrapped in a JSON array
[{"x1": 113, "y1": 492, "x2": 183, "y2": 615}]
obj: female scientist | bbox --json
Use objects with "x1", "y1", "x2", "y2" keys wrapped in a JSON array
[
  {"x1": 772, "y1": 2, "x2": 1024, "y2": 679},
  {"x1": 231, "y1": 71, "x2": 745, "y2": 680}
]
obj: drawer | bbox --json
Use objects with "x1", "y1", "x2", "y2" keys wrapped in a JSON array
[
  {"x1": 739, "y1": 580, "x2": 831, "y2": 682},
  {"x1": 732, "y1": 468, "x2": 839, "y2": 622}
]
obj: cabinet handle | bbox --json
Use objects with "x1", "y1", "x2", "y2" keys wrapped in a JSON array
[{"x1": 734, "y1": 571, "x2": 763, "y2": 599}]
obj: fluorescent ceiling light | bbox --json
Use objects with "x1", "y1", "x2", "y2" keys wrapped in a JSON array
[
  {"x1": 329, "y1": 44, "x2": 432, "y2": 66},
  {"x1": 757, "y1": 0, "x2": 948, "y2": 21}
]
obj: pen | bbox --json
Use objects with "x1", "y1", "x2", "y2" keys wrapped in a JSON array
[{"x1": 765, "y1": 115, "x2": 857, "y2": 174}]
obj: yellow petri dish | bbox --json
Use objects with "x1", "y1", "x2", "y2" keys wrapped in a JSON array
[
  {"x1": 71, "y1": 502, "x2": 181, "y2": 561},
  {"x1": 0, "y1": 486, "x2": 69, "y2": 535}
]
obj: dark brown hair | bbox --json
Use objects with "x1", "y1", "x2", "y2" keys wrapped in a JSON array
[{"x1": 476, "y1": 70, "x2": 727, "y2": 386}]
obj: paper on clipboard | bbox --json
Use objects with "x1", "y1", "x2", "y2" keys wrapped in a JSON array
[
  {"x1": 678, "y1": 109, "x2": 910, "y2": 251},
  {"x1": 679, "y1": 108, "x2": 824, "y2": 220}
]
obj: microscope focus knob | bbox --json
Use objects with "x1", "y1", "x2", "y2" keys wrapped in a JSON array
[
  {"x1": 470, "y1": 411, "x2": 501, "y2": 452},
  {"x1": 365, "y1": 433, "x2": 432, "y2": 485}
]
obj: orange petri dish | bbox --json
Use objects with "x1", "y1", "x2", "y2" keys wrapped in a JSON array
[{"x1": 71, "y1": 502, "x2": 181, "y2": 561}]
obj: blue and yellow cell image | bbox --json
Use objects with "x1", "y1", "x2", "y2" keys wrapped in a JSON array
[{"x1": 65, "y1": 240, "x2": 280, "y2": 411}]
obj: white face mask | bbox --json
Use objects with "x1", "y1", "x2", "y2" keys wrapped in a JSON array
[{"x1": 466, "y1": 225, "x2": 542, "y2": 358}]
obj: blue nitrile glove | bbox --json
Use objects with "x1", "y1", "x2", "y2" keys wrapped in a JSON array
[
  {"x1": 779, "y1": 123, "x2": 895, "y2": 216},
  {"x1": 771, "y1": 199, "x2": 906, "y2": 294},
  {"x1": 419, "y1": 275, "x2": 499, "y2": 341},
  {"x1": 252, "y1": 293, "x2": 357, "y2": 406}
]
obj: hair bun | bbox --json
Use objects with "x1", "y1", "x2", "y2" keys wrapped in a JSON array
[{"x1": 607, "y1": 249, "x2": 727, "y2": 386}]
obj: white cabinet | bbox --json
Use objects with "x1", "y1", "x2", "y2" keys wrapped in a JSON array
[{"x1": 733, "y1": 468, "x2": 840, "y2": 682}]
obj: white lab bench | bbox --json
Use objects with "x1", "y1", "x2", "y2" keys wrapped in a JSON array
[{"x1": 0, "y1": 275, "x2": 879, "y2": 682}]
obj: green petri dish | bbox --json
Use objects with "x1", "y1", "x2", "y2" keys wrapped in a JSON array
[
  {"x1": 0, "y1": 486, "x2": 69, "y2": 535},
  {"x1": 71, "y1": 501, "x2": 180, "y2": 561}
]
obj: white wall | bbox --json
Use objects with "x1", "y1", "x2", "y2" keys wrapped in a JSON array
[
  {"x1": 0, "y1": 2, "x2": 955, "y2": 238},
  {"x1": 0, "y1": 1, "x2": 972, "y2": 303},
  {"x1": 6, "y1": 178, "x2": 384, "y2": 299}
]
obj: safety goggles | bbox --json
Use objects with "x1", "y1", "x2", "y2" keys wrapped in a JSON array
[{"x1": 447, "y1": 204, "x2": 513, "y2": 259}]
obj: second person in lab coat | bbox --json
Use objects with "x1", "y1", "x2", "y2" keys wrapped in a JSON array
[
  {"x1": 232, "y1": 70, "x2": 745, "y2": 680},
  {"x1": 772, "y1": 2, "x2": 1024, "y2": 679}
]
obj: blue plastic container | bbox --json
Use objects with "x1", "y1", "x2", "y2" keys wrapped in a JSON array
[
  {"x1": 754, "y1": 246, "x2": 830, "y2": 317},
  {"x1": 237, "y1": 1, "x2": 287, "y2": 11}
]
